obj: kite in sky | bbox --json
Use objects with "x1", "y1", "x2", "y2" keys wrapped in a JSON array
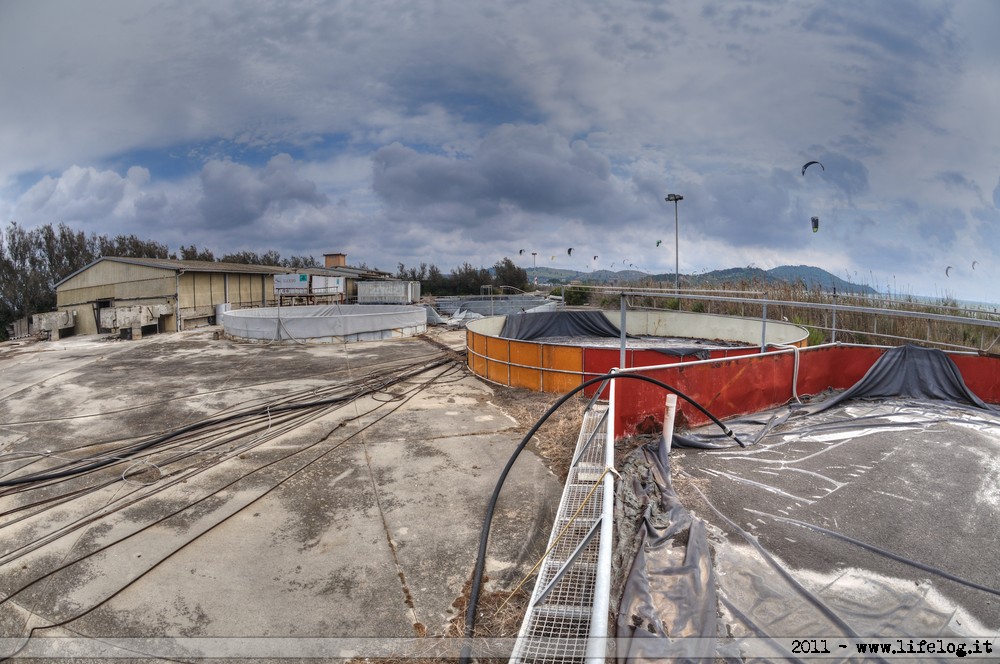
[{"x1": 802, "y1": 160, "x2": 825, "y2": 176}]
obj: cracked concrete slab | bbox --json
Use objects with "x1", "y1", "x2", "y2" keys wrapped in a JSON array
[{"x1": 0, "y1": 327, "x2": 562, "y2": 658}]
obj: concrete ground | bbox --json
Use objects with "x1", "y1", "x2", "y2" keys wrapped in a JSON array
[{"x1": 0, "y1": 327, "x2": 563, "y2": 660}]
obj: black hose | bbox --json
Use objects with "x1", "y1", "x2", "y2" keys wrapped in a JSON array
[
  {"x1": 459, "y1": 371, "x2": 742, "y2": 662},
  {"x1": 0, "y1": 358, "x2": 453, "y2": 488},
  {"x1": 773, "y1": 515, "x2": 1000, "y2": 597}
]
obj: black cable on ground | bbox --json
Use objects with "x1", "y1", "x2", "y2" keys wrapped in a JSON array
[
  {"x1": 459, "y1": 371, "x2": 742, "y2": 663},
  {"x1": 0, "y1": 361, "x2": 466, "y2": 568},
  {"x1": 0, "y1": 357, "x2": 453, "y2": 488},
  {"x1": 0, "y1": 361, "x2": 462, "y2": 662},
  {"x1": 771, "y1": 514, "x2": 1000, "y2": 597}
]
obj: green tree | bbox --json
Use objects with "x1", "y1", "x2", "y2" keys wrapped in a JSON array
[
  {"x1": 492, "y1": 257, "x2": 528, "y2": 291},
  {"x1": 1, "y1": 223, "x2": 49, "y2": 331},
  {"x1": 396, "y1": 262, "x2": 429, "y2": 282},
  {"x1": 220, "y1": 250, "x2": 265, "y2": 264},
  {"x1": 424, "y1": 264, "x2": 446, "y2": 295},
  {"x1": 450, "y1": 262, "x2": 492, "y2": 295},
  {"x1": 284, "y1": 255, "x2": 318, "y2": 269},
  {"x1": 96, "y1": 234, "x2": 168, "y2": 258},
  {"x1": 177, "y1": 245, "x2": 216, "y2": 261}
]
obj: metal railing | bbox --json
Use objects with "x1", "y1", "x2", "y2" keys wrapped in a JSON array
[{"x1": 599, "y1": 288, "x2": 1000, "y2": 354}]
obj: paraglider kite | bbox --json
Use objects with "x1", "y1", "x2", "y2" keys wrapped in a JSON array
[
  {"x1": 811, "y1": 216, "x2": 819, "y2": 233},
  {"x1": 945, "y1": 266, "x2": 952, "y2": 277},
  {"x1": 802, "y1": 161, "x2": 825, "y2": 176}
]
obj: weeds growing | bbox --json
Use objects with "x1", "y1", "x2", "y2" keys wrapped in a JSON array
[{"x1": 589, "y1": 276, "x2": 1000, "y2": 352}]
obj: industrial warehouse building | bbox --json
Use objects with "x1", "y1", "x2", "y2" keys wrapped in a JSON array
[{"x1": 46, "y1": 253, "x2": 391, "y2": 338}]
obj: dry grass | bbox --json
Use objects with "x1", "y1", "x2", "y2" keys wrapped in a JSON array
[
  {"x1": 597, "y1": 277, "x2": 1000, "y2": 351},
  {"x1": 343, "y1": 576, "x2": 530, "y2": 664},
  {"x1": 486, "y1": 384, "x2": 588, "y2": 481},
  {"x1": 446, "y1": 573, "x2": 532, "y2": 639}
]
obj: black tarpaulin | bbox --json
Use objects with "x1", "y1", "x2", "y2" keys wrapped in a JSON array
[
  {"x1": 498, "y1": 310, "x2": 623, "y2": 340},
  {"x1": 800, "y1": 344, "x2": 994, "y2": 415},
  {"x1": 615, "y1": 345, "x2": 1000, "y2": 662},
  {"x1": 673, "y1": 343, "x2": 995, "y2": 449},
  {"x1": 613, "y1": 437, "x2": 718, "y2": 663},
  {"x1": 649, "y1": 347, "x2": 710, "y2": 360}
]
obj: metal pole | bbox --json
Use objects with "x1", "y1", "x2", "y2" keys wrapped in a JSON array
[
  {"x1": 831, "y1": 288, "x2": 837, "y2": 343},
  {"x1": 665, "y1": 194, "x2": 684, "y2": 294},
  {"x1": 674, "y1": 199, "x2": 679, "y2": 293},
  {"x1": 619, "y1": 293, "x2": 627, "y2": 370},
  {"x1": 761, "y1": 301, "x2": 768, "y2": 352},
  {"x1": 586, "y1": 376, "x2": 616, "y2": 664}
]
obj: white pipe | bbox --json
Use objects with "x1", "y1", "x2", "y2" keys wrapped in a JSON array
[
  {"x1": 614, "y1": 341, "x2": 866, "y2": 375},
  {"x1": 663, "y1": 394, "x2": 678, "y2": 448},
  {"x1": 769, "y1": 343, "x2": 802, "y2": 404},
  {"x1": 586, "y1": 372, "x2": 617, "y2": 663}
]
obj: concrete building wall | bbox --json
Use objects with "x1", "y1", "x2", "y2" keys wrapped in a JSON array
[
  {"x1": 57, "y1": 262, "x2": 177, "y2": 335},
  {"x1": 55, "y1": 260, "x2": 281, "y2": 335},
  {"x1": 57, "y1": 262, "x2": 172, "y2": 291},
  {"x1": 177, "y1": 271, "x2": 274, "y2": 328},
  {"x1": 57, "y1": 274, "x2": 176, "y2": 309},
  {"x1": 227, "y1": 273, "x2": 271, "y2": 308}
]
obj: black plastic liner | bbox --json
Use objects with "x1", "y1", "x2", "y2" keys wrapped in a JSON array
[
  {"x1": 616, "y1": 344, "x2": 1000, "y2": 662},
  {"x1": 499, "y1": 310, "x2": 623, "y2": 340},
  {"x1": 674, "y1": 344, "x2": 995, "y2": 449},
  {"x1": 614, "y1": 438, "x2": 718, "y2": 662},
  {"x1": 498, "y1": 310, "x2": 712, "y2": 359},
  {"x1": 649, "y1": 347, "x2": 710, "y2": 360},
  {"x1": 799, "y1": 343, "x2": 994, "y2": 414}
]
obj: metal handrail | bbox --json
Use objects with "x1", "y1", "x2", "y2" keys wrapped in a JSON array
[{"x1": 613, "y1": 291, "x2": 1000, "y2": 329}]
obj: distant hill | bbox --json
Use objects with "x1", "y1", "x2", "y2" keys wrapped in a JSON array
[
  {"x1": 689, "y1": 265, "x2": 878, "y2": 294},
  {"x1": 526, "y1": 264, "x2": 877, "y2": 294},
  {"x1": 764, "y1": 265, "x2": 877, "y2": 294}
]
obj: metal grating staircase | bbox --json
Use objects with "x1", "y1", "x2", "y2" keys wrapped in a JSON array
[{"x1": 509, "y1": 399, "x2": 614, "y2": 663}]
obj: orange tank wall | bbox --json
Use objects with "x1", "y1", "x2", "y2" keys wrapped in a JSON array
[{"x1": 466, "y1": 325, "x2": 1000, "y2": 439}]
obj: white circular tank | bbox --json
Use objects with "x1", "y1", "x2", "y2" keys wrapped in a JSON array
[{"x1": 222, "y1": 304, "x2": 427, "y2": 343}]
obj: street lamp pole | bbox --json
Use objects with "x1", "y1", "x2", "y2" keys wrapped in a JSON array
[
  {"x1": 665, "y1": 194, "x2": 684, "y2": 293},
  {"x1": 531, "y1": 252, "x2": 537, "y2": 286}
]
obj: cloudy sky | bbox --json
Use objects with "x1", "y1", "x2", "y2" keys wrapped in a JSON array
[{"x1": 2, "y1": 0, "x2": 999, "y2": 302}]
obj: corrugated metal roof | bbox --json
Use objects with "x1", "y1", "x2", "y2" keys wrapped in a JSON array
[
  {"x1": 298, "y1": 266, "x2": 392, "y2": 279},
  {"x1": 113, "y1": 257, "x2": 293, "y2": 274},
  {"x1": 54, "y1": 257, "x2": 391, "y2": 288}
]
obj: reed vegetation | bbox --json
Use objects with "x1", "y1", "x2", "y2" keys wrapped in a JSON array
[{"x1": 592, "y1": 276, "x2": 1000, "y2": 353}]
